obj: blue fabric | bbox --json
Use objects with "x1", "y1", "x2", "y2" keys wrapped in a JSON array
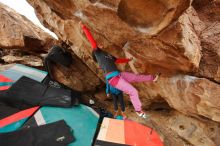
[
  {"x1": 115, "y1": 116, "x2": 123, "y2": 120},
  {"x1": 105, "y1": 71, "x2": 120, "y2": 80},
  {"x1": 105, "y1": 71, "x2": 122, "y2": 95},
  {"x1": 106, "y1": 82, "x2": 122, "y2": 95}
]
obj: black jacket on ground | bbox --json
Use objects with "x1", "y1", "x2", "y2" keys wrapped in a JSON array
[
  {"x1": 44, "y1": 45, "x2": 72, "y2": 80},
  {"x1": 0, "y1": 120, "x2": 74, "y2": 146},
  {"x1": 43, "y1": 45, "x2": 80, "y2": 105},
  {"x1": 0, "y1": 101, "x2": 20, "y2": 119},
  {"x1": 0, "y1": 76, "x2": 73, "y2": 109}
]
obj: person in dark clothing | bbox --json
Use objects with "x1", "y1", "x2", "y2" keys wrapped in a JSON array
[
  {"x1": 106, "y1": 80, "x2": 126, "y2": 119},
  {"x1": 80, "y1": 21, "x2": 159, "y2": 119}
]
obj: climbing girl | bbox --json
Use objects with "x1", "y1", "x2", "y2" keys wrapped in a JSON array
[{"x1": 80, "y1": 21, "x2": 159, "y2": 118}]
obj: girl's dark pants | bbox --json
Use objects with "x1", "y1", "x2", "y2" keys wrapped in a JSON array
[{"x1": 111, "y1": 93, "x2": 125, "y2": 112}]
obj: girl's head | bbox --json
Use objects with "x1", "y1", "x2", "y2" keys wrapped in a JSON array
[
  {"x1": 92, "y1": 47, "x2": 101, "y2": 62},
  {"x1": 92, "y1": 51, "x2": 97, "y2": 62}
]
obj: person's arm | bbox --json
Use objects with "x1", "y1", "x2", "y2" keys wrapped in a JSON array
[
  {"x1": 115, "y1": 58, "x2": 132, "y2": 64},
  {"x1": 80, "y1": 22, "x2": 98, "y2": 49}
]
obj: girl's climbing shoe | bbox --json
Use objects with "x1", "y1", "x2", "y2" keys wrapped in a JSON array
[
  {"x1": 121, "y1": 112, "x2": 127, "y2": 119},
  {"x1": 115, "y1": 116, "x2": 123, "y2": 120},
  {"x1": 114, "y1": 111, "x2": 119, "y2": 118},
  {"x1": 136, "y1": 111, "x2": 147, "y2": 119}
]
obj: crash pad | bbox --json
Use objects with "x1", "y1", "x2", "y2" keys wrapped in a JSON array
[{"x1": 95, "y1": 117, "x2": 164, "y2": 146}]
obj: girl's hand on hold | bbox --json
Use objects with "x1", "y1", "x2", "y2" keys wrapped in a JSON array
[
  {"x1": 79, "y1": 21, "x2": 85, "y2": 29},
  {"x1": 79, "y1": 21, "x2": 83, "y2": 27},
  {"x1": 153, "y1": 73, "x2": 161, "y2": 82},
  {"x1": 129, "y1": 57, "x2": 133, "y2": 61}
]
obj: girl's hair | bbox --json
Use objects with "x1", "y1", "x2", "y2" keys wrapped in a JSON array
[
  {"x1": 92, "y1": 48, "x2": 100, "y2": 62},
  {"x1": 92, "y1": 51, "x2": 97, "y2": 62}
]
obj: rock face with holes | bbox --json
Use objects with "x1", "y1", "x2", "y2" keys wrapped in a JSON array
[
  {"x1": 148, "y1": 111, "x2": 220, "y2": 146},
  {"x1": 0, "y1": 2, "x2": 54, "y2": 52}
]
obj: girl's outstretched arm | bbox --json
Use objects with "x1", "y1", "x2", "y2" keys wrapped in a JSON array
[
  {"x1": 80, "y1": 22, "x2": 98, "y2": 49},
  {"x1": 115, "y1": 58, "x2": 132, "y2": 64}
]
